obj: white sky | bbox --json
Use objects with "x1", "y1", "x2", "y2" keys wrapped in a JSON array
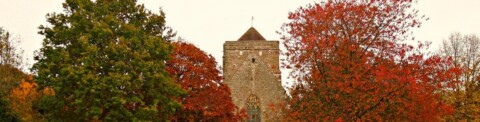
[{"x1": 1, "y1": 0, "x2": 479, "y2": 86}]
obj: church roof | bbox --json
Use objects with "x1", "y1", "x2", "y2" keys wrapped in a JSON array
[{"x1": 238, "y1": 27, "x2": 266, "y2": 41}]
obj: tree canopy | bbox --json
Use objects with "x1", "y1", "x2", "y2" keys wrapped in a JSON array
[
  {"x1": 439, "y1": 32, "x2": 480, "y2": 121},
  {"x1": 281, "y1": 0, "x2": 459, "y2": 121},
  {"x1": 167, "y1": 41, "x2": 245, "y2": 121},
  {"x1": 0, "y1": 27, "x2": 25, "y2": 122},
  {"x1": 32, "y1": 0, "x2": 184, "y2": 121}
]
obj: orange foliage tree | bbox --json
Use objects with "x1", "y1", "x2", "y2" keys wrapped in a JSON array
[
  {"x1": 281, "y1": 0, "x2": 459, "y2": 121},
  {"x1": 166, "y1": 41, "x2": 245, "y2": 121},
  {"x1": 9, "y1": 75, "x2": 53, "y2": 121},
  {"x1": 9, "y1": 75, "x2": 38, "y2": 121}
]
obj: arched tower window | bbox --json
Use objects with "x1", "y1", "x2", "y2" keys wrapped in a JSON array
[{"x1": 246, "y1": 94, "x2": 261, "y2": 122}]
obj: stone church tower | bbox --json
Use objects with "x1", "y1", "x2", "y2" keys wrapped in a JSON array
[{"x1": 223, "y1": 27, "x2": 285, "y2": 121}]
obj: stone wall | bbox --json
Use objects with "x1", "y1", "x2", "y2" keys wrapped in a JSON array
[{"x1": 223, "y1": 40, "x2": 285, "y2": 121}]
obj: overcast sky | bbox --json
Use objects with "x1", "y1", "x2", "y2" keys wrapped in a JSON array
[{"x1": 1, "y1": 0, "x2": 479, "y2": 86}]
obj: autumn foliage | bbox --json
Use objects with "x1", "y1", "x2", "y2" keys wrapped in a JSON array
[
  {"x1": 166, "y1": 41, "x2": 245, "y2": 121},
  {"x1": 281, "y1": 0, "x2": 459, "y2": 121},
  {"x1": 0, "y1": 27, "x2": 26, "y2": 121},
  {"x1": 8, "y1": 75, "x2": 53, "y2": 121},
  {"x1": 9, "y1": 75, "x2": 38, "y2": 121},
  {"x1": 439, "y1": 33, "x2": 480, "y2": 121}
]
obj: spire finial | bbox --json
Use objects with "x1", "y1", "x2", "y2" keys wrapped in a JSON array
[{"x1": 251, "y1": 16, "x2": 254, "y2": 27}]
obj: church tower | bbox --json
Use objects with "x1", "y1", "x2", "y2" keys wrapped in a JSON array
[{"x1": 223, "y1": 27, "x2": 285, "y2": 121}]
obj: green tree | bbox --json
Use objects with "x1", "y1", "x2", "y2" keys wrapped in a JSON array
[
  {"x1": 0, "y1": 27, "x2": 24, "y2": 121},
  {"x1": 0, "y1": 98, "x2": 19, "y2": 122},
  {"x1": 32, "y1": 0, "x2": 184, "y2": 121}
]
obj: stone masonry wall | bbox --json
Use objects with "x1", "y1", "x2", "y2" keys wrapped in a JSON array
[{"x1": 223, "y1": 40, "x2": 285, "y2": 122}]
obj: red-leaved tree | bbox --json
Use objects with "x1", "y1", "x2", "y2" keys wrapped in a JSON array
[
  {"x1": 281, "y1": 0, "x2": 459, "y2": 121},
  {"x1": 166, "y1": 41, "x2": 245, "y2": 121}
]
